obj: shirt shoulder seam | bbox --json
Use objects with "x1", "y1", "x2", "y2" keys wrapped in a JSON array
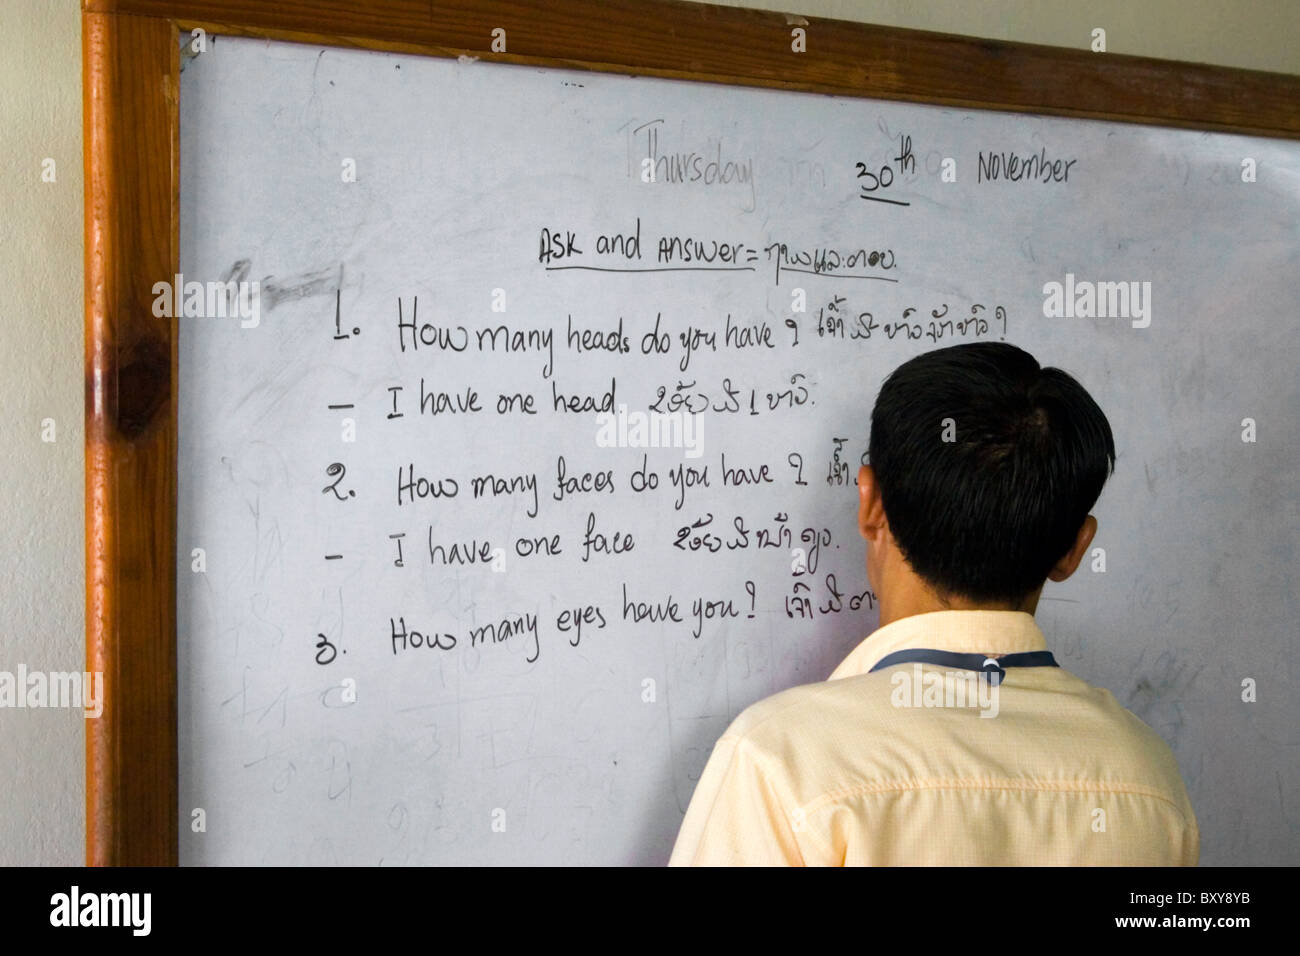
[
  {"x1": 798, "y1": 776, "x2": 1196, "y2": 825},
  {"x1": 701, "y1": 734, "x2": 812, "y2": 865},
  {"x1": 720, "y1": 734, "x2": 829, "y2": 864}
]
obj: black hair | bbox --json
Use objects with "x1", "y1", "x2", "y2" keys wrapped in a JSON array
[{"x1": 867, "y1": 342, "x2": 1116, "y2": 604}]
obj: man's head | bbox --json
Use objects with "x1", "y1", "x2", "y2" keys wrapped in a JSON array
[{"x1": 858, "y1": 342, "x2": 1115, "y2": 617}]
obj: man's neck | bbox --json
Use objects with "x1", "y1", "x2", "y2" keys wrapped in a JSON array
[{"x1": 877, "y1": 581, "x2": 1041, "y2": 629}]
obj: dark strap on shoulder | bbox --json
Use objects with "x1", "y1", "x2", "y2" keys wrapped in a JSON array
[{"x1": 869, "y1": 648, "x2": 1058, "y2": 684}]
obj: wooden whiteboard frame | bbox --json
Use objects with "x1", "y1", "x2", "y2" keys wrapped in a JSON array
[{"x1": 82, "y1": 0, "x2": 1300, "y2": 866}]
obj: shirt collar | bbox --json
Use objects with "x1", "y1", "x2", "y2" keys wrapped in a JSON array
[{"x1": 829, "y1": 609, "x2": 1049, "y2": 680}]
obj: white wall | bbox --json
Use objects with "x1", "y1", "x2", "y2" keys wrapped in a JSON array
[
  {"x1": 702, "y1": 0, "x2": 1300, "y2": 74},
  {"x1": 0, "y1": 0, "x2": 86, "y2": 866},
  {"x1": 0, "y1": 0, "x2": 1295, "y2": 865}
]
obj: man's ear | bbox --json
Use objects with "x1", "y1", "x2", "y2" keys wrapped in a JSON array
[
  {"x1": 1047, "y1": 515, "x2": 1098, "y2": 582},
  {"x1": 857, "y1": 465, "x2": 887, "y2": 541}
]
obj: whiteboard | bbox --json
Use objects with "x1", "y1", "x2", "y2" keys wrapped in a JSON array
[{"x1": 178, "y1": 35, "x2": 1300, "y2": 865}]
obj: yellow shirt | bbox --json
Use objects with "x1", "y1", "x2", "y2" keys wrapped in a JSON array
[{"x1": 669, "y1": 609, "x2": 1199, "y2": 866}]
